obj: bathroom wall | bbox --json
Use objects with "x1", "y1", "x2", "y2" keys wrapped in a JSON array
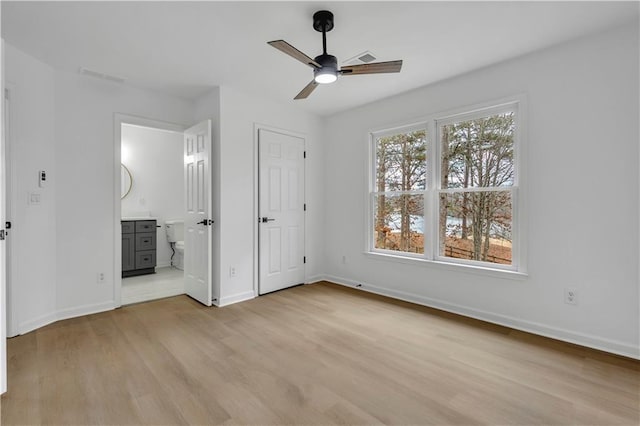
[{"x1": 121, "y1": 124, "x2": 184, "y2": 268}]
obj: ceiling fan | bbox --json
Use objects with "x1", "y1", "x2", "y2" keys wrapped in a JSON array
[{"x1": 267, "y1": 10, "x2": 403, "y2": 100}]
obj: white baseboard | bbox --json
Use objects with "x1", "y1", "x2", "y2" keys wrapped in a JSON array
[
  {"x1": 19, "y1": 301, "x2": 116, "y2": 336},
  {"x1": 321, "y1": 274, "x2": 640, "y2": 360},
  {"x1": 305, "y1": 274, "x2": 325, "y2": 284},
  {"x1": 218, "y1": 290, "x2": 255, "y2": 307},
  {"x1": 56, "y1": 301, "x2": 117, "y2": 323},
  {"x1": 18, "y1": 311, "x2": 58, "y2": 336}
]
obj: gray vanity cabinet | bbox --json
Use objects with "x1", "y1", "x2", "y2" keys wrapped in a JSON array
[{"x1": 122, "y1": 220, "x2": 157, "y2": 277}]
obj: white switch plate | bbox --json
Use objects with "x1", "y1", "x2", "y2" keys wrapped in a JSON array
[{"x1": 29, "y1": 192, "x2": 41, "y2": 205}]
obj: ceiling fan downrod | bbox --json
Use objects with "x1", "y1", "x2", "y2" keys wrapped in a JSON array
[
  {"x1": 313, "y1": 10, "x2": 334, "y2": 55},
  {"x1": 312, "y1": 10, "x2": 337, "y2": 84}
]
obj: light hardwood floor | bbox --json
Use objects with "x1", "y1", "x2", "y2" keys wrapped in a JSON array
[{"x1": 2, "y1": 282, "x2": 639, "y2": 425}]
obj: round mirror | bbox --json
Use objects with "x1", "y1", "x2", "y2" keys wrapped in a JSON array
[{"x1": 121, "y1": 164, "x2": 132, "y2": 199}]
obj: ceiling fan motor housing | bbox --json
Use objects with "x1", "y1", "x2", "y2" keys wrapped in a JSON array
[{"x1": 314, "y1": 54, "x2": 337, "y2": 73}]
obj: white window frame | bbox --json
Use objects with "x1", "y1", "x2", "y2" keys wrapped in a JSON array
[
  {"x1": 368, "y1": 122, "x2": 429, "y2": 259},
  {"x1": 367, "y1": 97, "x2": 527, "y2": 277}
]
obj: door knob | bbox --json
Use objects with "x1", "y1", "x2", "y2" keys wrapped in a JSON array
[
  {"x1": 197, "y1": 219, "x2": 214, "y2": 226},
  {"x1": 261, "y1": 217, "x2": 275, "y2": 223}
]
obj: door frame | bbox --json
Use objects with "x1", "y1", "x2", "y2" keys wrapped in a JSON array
[
  {"x1": 113, "y1": 114, "x2": 185, "y2": 307},
  {"x1": 3, "y1": 81, "x2": 16, "y2": 339},
  {"x1": 253, "y1": 123, "x2": 307, "y2": 296},
  {"x1": 1, "y1": 38, "x2": 7, "y2": 393}
]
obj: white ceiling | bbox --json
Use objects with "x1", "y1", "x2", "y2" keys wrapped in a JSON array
[{"x1": 2, "y1": 1, "x2": 638, "y2": 116}]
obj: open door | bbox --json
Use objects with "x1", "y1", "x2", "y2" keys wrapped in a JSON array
[
  {"x1": 258, "y1": 129, "x2": 305, "y2": 295},
  {"x1": 184, "y1": 120, "x2": 213, "y2": 306}
]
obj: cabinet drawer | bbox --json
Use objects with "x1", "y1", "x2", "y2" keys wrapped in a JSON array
[
  {"x1": 135, "y1": 220, "x2": 156, "y2": 233},
  {"x1": 121, "y1": 221, "x2": 135, "y2": 234},
  {"x1": 135, "y1": 250, "x2": 156, "y2": 269},
  {"x1": 135, "y1": 233, "x2": 156, "y2": 250}
]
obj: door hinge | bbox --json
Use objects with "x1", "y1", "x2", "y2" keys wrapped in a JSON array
[
  {"x1": 303, "y1": 151, "x2": 306, "y2": 159},
  {"x1": 303, "y1": 256, "x2": 306, "y2": 264},
  {"x1": 0, "y1": 230, "x2": 5, "y2": 241},
  {"x1": 4, "y1": 88, "x2": 9, "y2": 100},
  {"x1": 303, "y1": 203, "x2": 306, "y2": 211}
]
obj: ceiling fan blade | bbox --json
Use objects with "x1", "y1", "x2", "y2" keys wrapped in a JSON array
[
  {"x1": 268, "y1": 40, "x2": 321, "y2": 69},
  {"x1": 340, "y1": 60, "x2": 403, "y2": 75},
  {"x1": 294, "y1": 80, "x2": 319, "y2": 100}
]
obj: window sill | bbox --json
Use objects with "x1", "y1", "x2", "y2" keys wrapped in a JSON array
[{"x1": 363, "y1": 251, "x2": 528, "y2": 280}]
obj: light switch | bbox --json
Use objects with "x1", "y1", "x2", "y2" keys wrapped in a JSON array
[{"x1": 29, "y1": 192, "x2": 41, "y2": 205}]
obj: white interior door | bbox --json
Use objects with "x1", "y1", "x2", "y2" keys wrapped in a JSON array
[
  {"x1": 184, "y1": 120, "x2": 213, "y2": 306},
  {"x1": 258, "y1": 129, "x2": 305, "y2": 295}
]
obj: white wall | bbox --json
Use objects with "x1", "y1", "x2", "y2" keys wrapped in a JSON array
[
  {"x1": 4, "y1": 44, "x2": 57, "y2": 334},
  {"x1": 54, "y1": 70, "x2": 194, "y2": 317},
  {"x1": 322, "y1": 23, "x2": 639, "y2": 358},
  {"x1": 4, "y1": 43, "x2": 195, "y2": 333},
  {"x1": 196, "y1": 86, "x2": 324, "y2": 306},
  {"x1": 121, "y1": 124, "x2": 184, "y2": 267}
]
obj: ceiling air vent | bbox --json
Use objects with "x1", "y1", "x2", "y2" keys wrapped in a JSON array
[
  {"x1": 342, "y1": 51, "x2": 378, "y2": 66},
  {"x1": 358, "y1": 53, "x2": 376, "y2": 63}
]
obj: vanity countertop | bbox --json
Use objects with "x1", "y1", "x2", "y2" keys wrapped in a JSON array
[{"x1": 122, "y1": 217, "x2": 159, "y2": 221}]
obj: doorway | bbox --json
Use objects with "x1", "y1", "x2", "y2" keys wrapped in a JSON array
[
  {"x1": 257, "y1": 128, "x2": 306, "y2": 295},
  {"x1": 120, "y1": 122, "x2": 185, "y2": 304},
  {"x1": 114, "y1": 115, "x2": 184, "y2": 306},
  {"x1": 114, "y1": 115, "x2": 213, "y2": 307}
]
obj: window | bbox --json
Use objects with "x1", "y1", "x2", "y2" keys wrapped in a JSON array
[
  {"x1": 372, "y1": 127, "x2": 427, "y2": 255},
  {"x1": 369, "y1": 101, "x2": 522, "y2": 273}
]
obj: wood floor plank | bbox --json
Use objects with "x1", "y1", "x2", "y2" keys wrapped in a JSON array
[{"x1": 2, "y1": 281, "x2": 639, "y2": 425}]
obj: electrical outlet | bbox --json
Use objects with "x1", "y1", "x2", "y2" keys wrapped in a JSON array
[
  {"x1": 565, "y1": 288, "x2": 578, "y2": 305},
  {"x1": 97, "y1": 272, "x2": 105, "y2": 284},
  {"x1": 229, "y1": 267, "x2": 236, "y2": 277}
]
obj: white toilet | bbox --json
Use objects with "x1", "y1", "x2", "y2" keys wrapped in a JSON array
[{"x1": 165, "y1": 220, "x2": 185, "y2": 270}]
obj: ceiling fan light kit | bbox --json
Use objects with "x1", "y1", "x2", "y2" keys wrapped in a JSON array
[
  {"x1": 313, "y1": 55, "x2": 338, "y2": 84},
  {"x1": 268, "y1": 10, "x2": 403, "y2": 99}
]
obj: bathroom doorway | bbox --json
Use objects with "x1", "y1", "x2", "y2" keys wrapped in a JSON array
[{"x1": 115, "y1": 115, "x2": 186, "y2": 306}]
